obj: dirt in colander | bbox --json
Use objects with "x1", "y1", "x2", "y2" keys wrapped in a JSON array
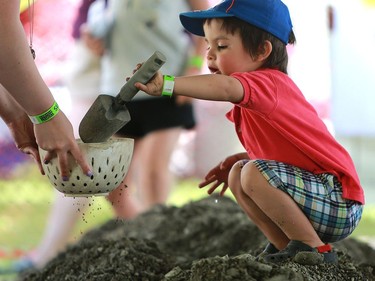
[{"x1": 19, "y1": 195, "x2": 375, "y2": 281}]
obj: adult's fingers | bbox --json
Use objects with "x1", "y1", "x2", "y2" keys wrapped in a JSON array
[
  {"x1": 20, "y1": 146, "x2": 44, "y2": 175},
  {"x1": 56, "y1": 151, "x2": 70, "y2": 181},
  {"x1": 42, "y1": 150, "x2": 69, "y2": 181},
  {"x1": 69, "y1": 146, "x2": 92, "y2": 177}
]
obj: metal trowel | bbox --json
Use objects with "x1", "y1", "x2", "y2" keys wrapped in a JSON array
[{"x1": 79, "y1": 51, "x2": 166, "y2": 143}]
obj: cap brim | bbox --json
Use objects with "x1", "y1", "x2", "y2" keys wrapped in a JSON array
[{"x1": 180, "y1": 10, "x2": 233, "y2": 37}]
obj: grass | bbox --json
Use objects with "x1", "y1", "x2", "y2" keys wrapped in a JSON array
[
  {"x1": 0, "y1": 162, "x2": 374, "y2": 278},
  {"x1": 0, "y1": 164, "x2": 208, "y2": 254}
]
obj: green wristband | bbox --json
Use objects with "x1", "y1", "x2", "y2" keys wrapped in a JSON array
[
  {"x1": 29, "y1": 101, "x2": 60, "y2": 124},
  {"x1": 188, "y1": 56, "x2": 204, "y2": 69},
  {"x1": 162, "y1": 75, "x2": 175, "y2": 97}
]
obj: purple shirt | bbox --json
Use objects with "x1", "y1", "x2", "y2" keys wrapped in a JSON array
[{"x1": 71, "y1": 0, "x2": 97, "y2": 39}]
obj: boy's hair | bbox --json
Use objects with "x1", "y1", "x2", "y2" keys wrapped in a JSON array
[{"x1": 208, "y1": 17, "x2": 296, "y2": 74}]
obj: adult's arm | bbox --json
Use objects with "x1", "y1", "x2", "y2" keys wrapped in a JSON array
[{"x1": 0, "y1": 0, "x2": 91, "y2": 179}]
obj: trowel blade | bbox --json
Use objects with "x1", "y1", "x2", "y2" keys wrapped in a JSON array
[{"x1": 79, "y1": 95, "x2": 131, "y2": 143}]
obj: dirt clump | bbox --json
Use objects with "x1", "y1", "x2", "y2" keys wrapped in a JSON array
[{"x1": 20, "y1": 195, "x2": 375, "y2": 281}]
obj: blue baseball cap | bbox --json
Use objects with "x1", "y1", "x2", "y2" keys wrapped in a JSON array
[{"x1": 180, "y1": 0, "x2": 293, "y2": 45}]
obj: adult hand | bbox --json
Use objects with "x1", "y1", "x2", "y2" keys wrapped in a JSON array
[
  {"x1": 199, "y1": 153, "x2": 249, "y2": 196},
  {"x1": 80, "y1": 24, "x2": 105, "y2": 57},
  {"x1": 34, "y1": 111, "x2": 92, "y2": 180},
  {"x1": 7, "y1": 113, "x2": 44, "y2": 174}
]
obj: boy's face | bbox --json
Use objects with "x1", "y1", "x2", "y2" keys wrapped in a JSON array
[{"x1": 203, "y1": 18, "x2": 263, "y2": 76}]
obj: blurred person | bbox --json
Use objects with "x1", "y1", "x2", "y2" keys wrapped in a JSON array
[
  {"x1": 0, "y1": 0, "x2": 92, "y2": 178},
  {"x1": 94, "y1": 0, "x2": 209, "y2": 218},
  {"x1": 135, "y1": 0, "x2": 364, "y2": 263},
  {"x1": 0, "y1": 1, "x2": 93, "y2": 275},
  {"x1": 1, "y1": 0, "x2": 209, "y2": 274},
  {"x1": 0, "y1": 0, "x2": 102, "y2": 275}
]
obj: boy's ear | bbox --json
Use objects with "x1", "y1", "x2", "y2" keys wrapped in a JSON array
[{"x1": 257, "y1": 40, "x2": 272, "y2": 62}]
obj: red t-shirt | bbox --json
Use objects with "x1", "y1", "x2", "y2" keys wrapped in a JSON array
[{"x1": 226, "y1": 69, "x2": 364, "y2": 204}]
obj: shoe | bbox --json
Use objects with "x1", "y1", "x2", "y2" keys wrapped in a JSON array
[
  {"x1": 263, "y1": 240, "x2": 338, "y2": 264},
  {"x1": 255, "y1": 242, "x2": 279, "y2": 261},
  {"x1": 0, "y1": 258, "x2": 35, "y2": 275}
]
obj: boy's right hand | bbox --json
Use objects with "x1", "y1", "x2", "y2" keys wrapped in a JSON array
[{"x1": 132, "y1": 63, "x2": 164, "y2": 97}]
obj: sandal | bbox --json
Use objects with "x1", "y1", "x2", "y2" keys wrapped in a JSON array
[
  {"x1": 263, "y1": 240, "x2": 338, "y2": 264},
  {"x1": 255, "y1": 242, "x2": 279, "y2": 261}
]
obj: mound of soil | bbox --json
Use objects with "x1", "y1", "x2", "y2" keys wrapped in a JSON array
[{"x1": 20, "y1": 195, "x2": 375, "y2": 281}]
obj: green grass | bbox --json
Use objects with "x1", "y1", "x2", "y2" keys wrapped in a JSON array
[
  {"x1": 0, "y1": 163, "x2": 374, "y2": 272},
  {"x1": 0, "y1": 165, "x2": 207, "y2": 253}
]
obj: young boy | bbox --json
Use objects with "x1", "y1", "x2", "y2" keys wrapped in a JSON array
[{"x1": 135, "y1": 0, "x2": 364, "y2": 263}]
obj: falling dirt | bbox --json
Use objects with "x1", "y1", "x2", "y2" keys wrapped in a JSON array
[{"x1": 19, "y1": 195, "x2": 375, "y2": 281}]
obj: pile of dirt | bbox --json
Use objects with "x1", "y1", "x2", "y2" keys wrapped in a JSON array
[{"x1": 20, "y1": 195, "x2": 375, "y2": 281}]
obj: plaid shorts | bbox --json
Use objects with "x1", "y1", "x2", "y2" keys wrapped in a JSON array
[{"x1": 252, "y1": 159, "x2": 363, "y2": 243}]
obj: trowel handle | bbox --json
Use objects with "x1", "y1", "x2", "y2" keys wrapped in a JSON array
[{"x1": 117, "y1": 51, "x2": 166, "y2": 103}]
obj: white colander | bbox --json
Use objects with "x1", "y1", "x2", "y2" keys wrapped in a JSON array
[{"x1": 39, "y1": 138, "x2": 134, "y2": 197}]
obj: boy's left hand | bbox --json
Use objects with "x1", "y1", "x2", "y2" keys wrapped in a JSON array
[{"x1": 198, "y1": 159, "x2": 234, "y2": 196}]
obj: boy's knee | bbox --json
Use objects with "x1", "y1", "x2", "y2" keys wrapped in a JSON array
[
  {"x1": 230, "y1": 160, "x2": 249, "y2": 178},
  {"x1": 229, "y1": 160, "x2": 250, "y2": 194},
  {"x1": 240, "y1": 161, "x2": 262, "y2": 192}
]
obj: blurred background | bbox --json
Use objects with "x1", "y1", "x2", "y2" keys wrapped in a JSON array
[{"x1": 0, "y1": 0, "x2": 375, "y2": 275}]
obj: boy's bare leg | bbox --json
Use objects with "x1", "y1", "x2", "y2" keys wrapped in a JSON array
[
  {"x1": 229, "y1": 161, "x2": 324, "y2": 250},
  {"x1": 229, "y1": 162, "x2": 289, "y2": 250}
]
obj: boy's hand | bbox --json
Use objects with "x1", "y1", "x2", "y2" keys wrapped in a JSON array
[
  {"x1": 199, "y1": 153, "x2": 249, "y2": 196},
  {"x1": 131, "y1": 63, "x2": 164, "y2": 97},
  {"x1": 199, "y1": 162, "x2": 231, "y2": 196},
  {"x1": 198, "y1": 155, "x2": 237, "y2": 196}
]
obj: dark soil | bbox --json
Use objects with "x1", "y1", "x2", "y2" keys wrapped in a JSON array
[{"x1": 20, "y1": 195, "x2": 375, "y2": 281}]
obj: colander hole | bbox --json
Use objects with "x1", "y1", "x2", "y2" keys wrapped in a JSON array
[
  {"x1": 111, "y1": 166, "x2": 115, "y2": 172},
  {"x1": 76, "y1": 176, "x2": 80, "y2": 180},
  {"x1": 104, "y1": 175, "x2": 107, "y2": 179},
  {"x1": 84, "y1": 183, "x2": 87, "y2": 187},
  {"x1": 53, "y1": 175, "x2": 57, "y2": 180},
  {"x1": 121, "y1": 165, "x2": 125, "y2": 172},
  {"x1": 91, "y1": 157, "x2": 95, "y2": 166},
  {"x1": 55, "y1": 167, "x2": 60, "y2": 175},
  {"x1": 114, "y1": 174, "x2": 118, "y2": 178},
  {"x1": 62, "y1": 183, "x2": 65, "y2": 187},
  {"x1": 106, "y1": 157, "x2": 109, "y2": 165},
  {"x1": 96, "y1": 183, "x2": 99, "y2": 186},
  {"x1": 119, "y1": 155, "x2": 122, "y2": 163},
  {"x1": 47, "y1": 166, "x2": 51, "y2": 173},
  {"x1": 90, "y1": 175, "x2": 94, "y2": 180},
  {"x1": 54, "y1": 183, "x2": 57, "y2": 186},
  {"x1": 72, "y1": 183, "x2": 75, "y2": 187},
  {"x1": 107, "y1": 182, "x2": 110, "y2": 186},
  {"x1": 115, "y1": 181, "x2": 118, "y2": 185},
  {"x1": 106, "y1": 189, "x2": 110, "y2": 192},
  {"x1": 98, "y1": 167, "x2": 102, "y2": 173}
]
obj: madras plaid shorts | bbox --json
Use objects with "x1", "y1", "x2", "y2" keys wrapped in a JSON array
[{"x1": 252, "y1": 159, "x2": 363, "y2": 243}]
